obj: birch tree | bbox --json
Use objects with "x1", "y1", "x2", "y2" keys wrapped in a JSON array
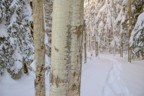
[
  {"x1": 33, "y1": 0, "x2": 45, "y2": 96},
  {"x1": 67, "y1": 0, "x2": 84, "y2": 96},
  {"x1": 50, "y1": 0, "x2": 84, "y2": 96},
  {"x1": 50, "y1": 0, "x2": 73, "y2": 95}
]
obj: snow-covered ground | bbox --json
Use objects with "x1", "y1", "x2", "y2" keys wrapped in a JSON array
[{"x1": 0, "y1": 54, "x2": 144, "y2": 96}]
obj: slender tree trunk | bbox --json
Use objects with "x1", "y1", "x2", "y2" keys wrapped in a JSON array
[
  {"x1": 114, "y1": 41, "x2": 116, "y2": 56},
  {"x1": 96, "y1": 42, "x2": 99, "y2": 56},
  {"x1": 33, "y1": 0, "x2": 46, "y2": 96},
  {"x1": 108, "y1": 30, "x2": 111, "y2": 53},
  {"x1": 95, "y1": 23, "x2": 99, "y2": 56},
  {"x1": 96, "y1": 25, "x2": 99, "y2": 56},
  {"x1": 128, "y1": 0, "x2": 132, "y2": 62},
  {"x1": 120, "y1": 42, "x2": 123, "y2": 57},
  {"x1": 120, "y1": 33, "x2": 123, "y2": 57},
  {"x1": 94, "y1": 35, "x2": 98, "y2": 56},
  {"x1": 44, "y1": 0, "x2": 53, "y2": 58},
  {"x1": 94, "y1": 24, "x2": 99, "y2": 56},
  {"x1": 89, "y1": 33, "x2": 91, "y2": 52}
]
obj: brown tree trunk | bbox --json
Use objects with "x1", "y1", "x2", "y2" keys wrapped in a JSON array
[
  {"x1": 120, "y1": 33, "x2": 123, "y2": 57},
  {"x1": 33, "y1": 0, "x2": 46, "y2": 96},
  {"x1": 128, "y1": 0, "x2": 132, "y2": 62}
]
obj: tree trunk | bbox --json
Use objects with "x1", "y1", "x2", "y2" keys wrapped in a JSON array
[
  {"x1": 95, "y1": 22, "x2": 99, "y2": 57},
  {"x1": 113, "y1": 41, "x2": 116, "y2": 56},
  {"x1": 128, "y1": 0, "x2": 132, "y2": 62},
  {"x1": 67, "y1": 0, "x2": 84, "y2": 96},
  {"x1": 120, "y1": 33, "x2": 123, "y2": 57},
  {"x1": 44, "y1": 0, "x2": 53, "y2": 57},
  {"x1": 96, "y1": 41, "x2": 99, "y2": 56},
  {"x1": 94, "y1": 33, "x2": 98, "y2": 56},
  {"x1": 50, "y1": 0, "x2": 72, "y2": 96},
  {"x1": 88, "y1": 33, "x2": 91, "y2": 52},
  {"x1": 50, "y1": 0, "x2": 84, "y2": 96},
  {"x1": 33, "y1": 0, "x2": 46, "y2": 96}
]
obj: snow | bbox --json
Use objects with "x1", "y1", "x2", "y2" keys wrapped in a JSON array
[
  {"x1": 103, "y1": 60, "x2": 130, "y2": 96},
  {"x1": 45, "y1": 33, "x2": 49, "y2": 45},
  {"x1": 81, "y1": 54, "x2": 113, "y2": 96},
  {"x1": 0, "y1": 23, "x2": 8, "y2": 37},
  {"x1": 1, "y1": 0, "x2": 144, "y2": 95},
  {"x1": 0, "y1": 72, "x2": 35, "y2": 96},
  {"x1": 23, "y1": 1, "x2": 33, "y2": 22},
  {"x1": 0, "y1": 54, "x2": 144, "y2": 96},
  {"x1": 116, "y1": 57, "x2": 144, "y2": 96}
]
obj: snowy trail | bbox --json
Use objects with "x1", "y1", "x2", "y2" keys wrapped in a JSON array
[
  {"x1": 103, "y1": 59, "x2": 130, "y2": 96},
  {"x1": 0, "y1": 54, "x2": 144, "y2": 96},
  {"x1": 81, "y1": 54, "x2": 118, "y2": 96},
  {"x1": 116, "y1": 57, "x2": 144, "y2": 96},
  {"x1": 81, "y1": 54, "x2": 143, "y2": 96}
]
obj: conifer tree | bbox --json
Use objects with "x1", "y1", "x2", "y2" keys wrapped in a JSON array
[{"x1": 0, "y1": 0, "x2": 34, "y2": 79}]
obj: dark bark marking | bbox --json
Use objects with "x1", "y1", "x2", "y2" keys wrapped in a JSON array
[
  {"x1": 73, "y1": 72, "x2": 76, "y2": 78},
  {"x1": 50, "y1": 70, "x2": 54, "y2": 84},
  {"x1": 55, "y1": 75, "x2": 65, "y2": 88},
  {"x1": 74, "y1": 25, "x2": 84, "y2": 38},
  {"x1": 54, "y1": 46, "x2": 59, "y2": 52},
  {"x1": 71, "y1": 83, "x2": 77, "y2": 91}
]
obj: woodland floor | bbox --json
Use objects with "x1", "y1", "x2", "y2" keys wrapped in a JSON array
[{"x1": 0, "y1": 54, "x2": 144, "y2": 96}]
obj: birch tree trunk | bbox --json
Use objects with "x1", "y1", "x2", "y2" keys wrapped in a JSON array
[
  {"x1": 128, "y1": 0, "x2": 132, "y2": 62},
  {"x1": 50, "y1": 0, "x2": 84, "y2": 96},
  {"x1": 50, "y1": 0, "x2": 72, "y2": 96},
  {"x1": 67, "y1": 0, "x2": 84, "y2": 96},
  {"x1": 33, "y1": 0, "x2": 46, "y2": 96}
]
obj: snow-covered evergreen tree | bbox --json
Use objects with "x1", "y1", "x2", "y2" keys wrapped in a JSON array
[
  {"x1": 129, "y1": 0, "x2": 144, "y2": 59},
  {"x1": 0, "y1": 0, "x2": 34, "y2": 79},
  {"x1": 130, "y1": 12, "x2": 144, "y2": 58}
]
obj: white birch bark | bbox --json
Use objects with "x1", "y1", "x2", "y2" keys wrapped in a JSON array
[
  {"x1": 50, "y1": 0, "x2": 72, "y2": 96},
  {"x1": 67, "y1": 0, "x2": 84, "y2": 96},
  {"x1": 50, "y1": 0, "x2": 84, "y2": 96}
]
